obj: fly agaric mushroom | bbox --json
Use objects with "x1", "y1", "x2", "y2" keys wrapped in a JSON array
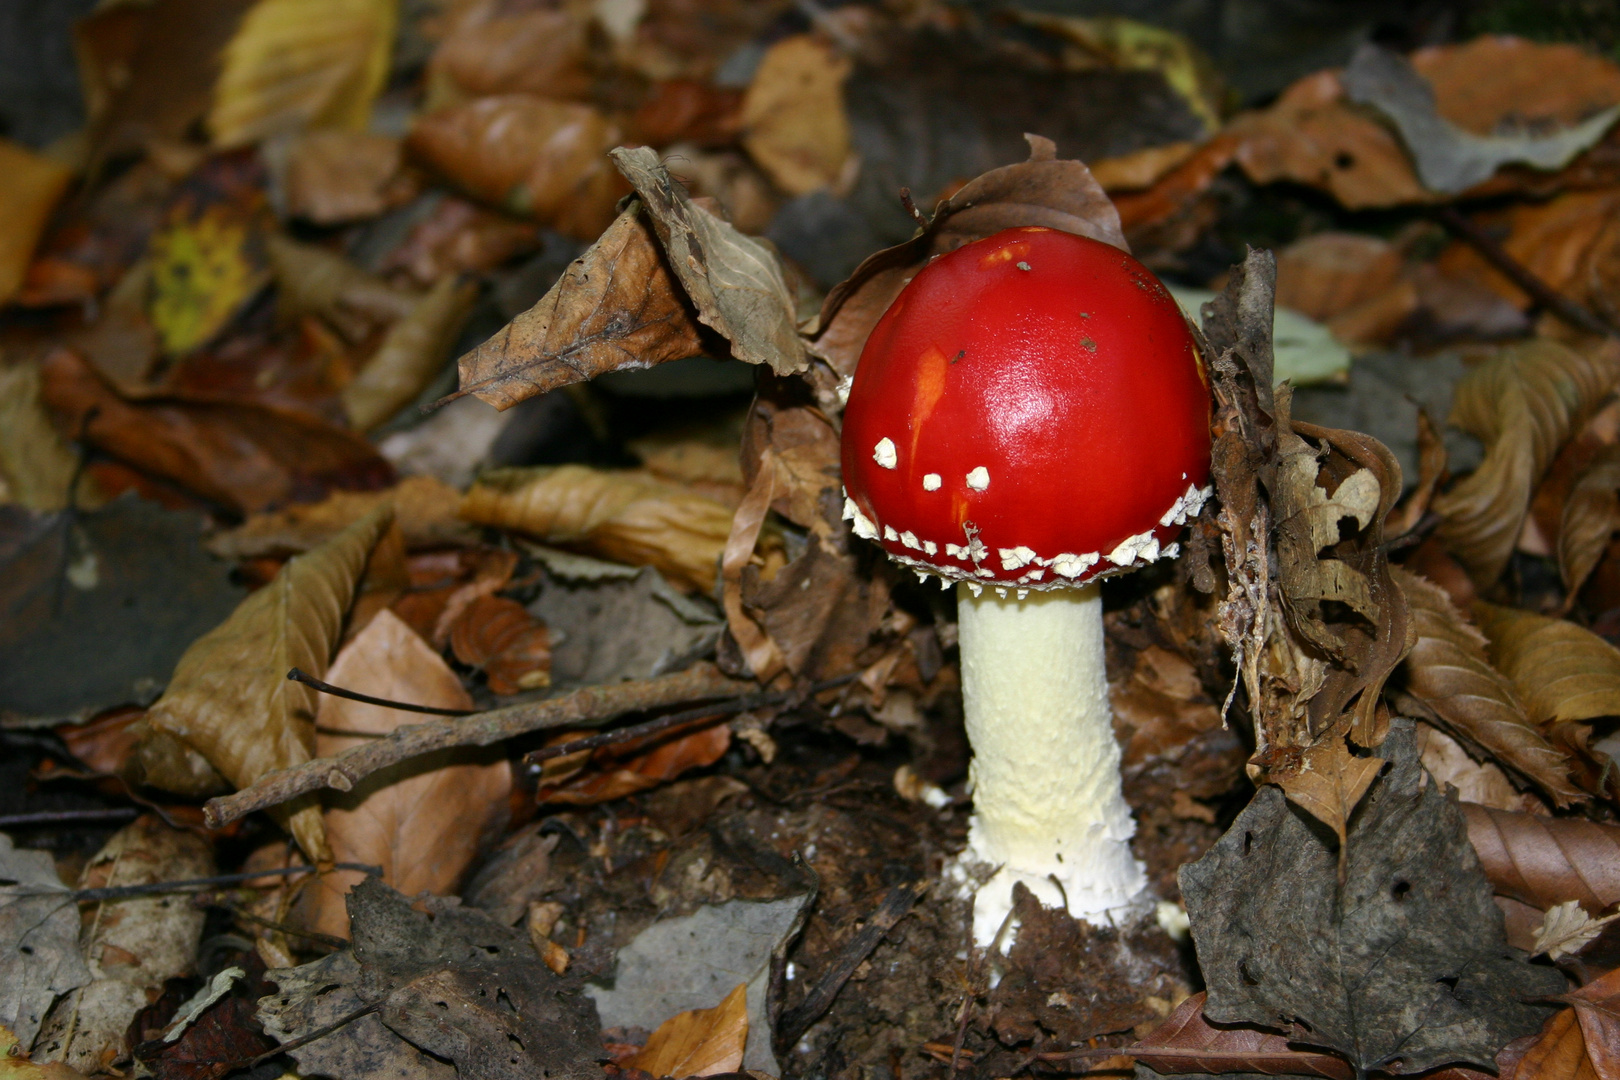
[{"x1": 840, "y1": 226, "x2": 1212, "y2": 944}]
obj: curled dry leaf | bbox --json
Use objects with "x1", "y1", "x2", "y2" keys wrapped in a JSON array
[
  {"x1": 1414, "y1": 722, "x2": 1542, "y2": 813},
  {"x1": 627, "y1": 983, "x2": 748, "y2": 1079},
  {"x1": 1387, "y1": 406, "x2": 1447, "y2": 541},
  {"x1": 297, "y1": 610, "x2": 512, "y2": 941},
  {"x1": 450, "y1": 595, "x2": 552, "y2": 695},
  {"x1": 342, "y1": 275, "x2": 479, "y2": 432},
  {"x1": 209, "y1": 475, "x2": 472, "y2": 559},
  {"x1": 740, "y1": 35, "x2": 852, "y2": 197},
  {"x1": 461, "y1": 465, "x2": 737, "y2": 595},
  {"x1": 1393, "y1": 568, "x2": 1582, "y2": 806},
  {"x1": 455, "y1": 202, "x2": 704, "y2": 411},
  {"x1": 1464, "y1": 802, "x2": 1620, "y2": 913},
  {"x1": 1433, "y1": 340, "x2": 1618, "y2": 588},
  {"x1": 40, "y1": 348, "x2": 393, "y2": 515},
  {"x1": 1561, "y1": 444, "x2": 1620, "y2": 600},
  {"x1": 1474, "y1": 601, "x2": 1620, "y2": 726},
  {"x1": 1271, "y1": 736, "x2": 1385, "y2": 865},
  {"x1": 611, "y1": 146, "x2": 806, "y2": 376},
  {"x1": 408, "y1": 96, "x2": 625, "y2": 241},
  {"x1": 137, "y1": 504, "x2": 393, "y2": 862},
  {"x1": 1127, "y1": 991, "x2": 1353, "y2": 1079}
]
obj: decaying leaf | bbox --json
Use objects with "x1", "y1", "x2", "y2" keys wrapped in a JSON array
[
  {"x1": 1181, "y1": 722, "x2": 1564, "y2": 1074},
  {"x1": 209, "y1": 476, "x2": 472, "y2": 559},
  {"x1": 740, "y1": 35, "x2": 852, "y2": 197},
  {"x1": 449, "y1": 596, "x2": 552, "y2": 695},
  {"x1": 1394, "y1": 568, "x2": 1582, "y2": 806},
  {"x1": 138, "y1": 504, "x2": 393, "y2": 861},
  {"x1": 1566, "y1": 965, "x2": 1620, "y2": 1080},
  {"x1": 628, "y1": 983, "x2": 747, "y2": 1079},
  {"x1": 455, "y1": 202, "x2": 705, "y2": 411},
  {"x1": 297, "y1": 610, "x2": 512, "y2": 941},
  {"x1": 1128, "y1": 992, "x2": 1353, "y2": 1079},
  {"x1": 1532, "y1": 900, "x2": 1620, "y2": 961},
  {"x1": 259, "y1": 878, "x2": 603, "y2": 1080},
  {"x1": 32, "y1": 818, "x2": 212, "y2": 1073},
  {"x1": 1561, "y1": 444, "x2": 1620, "y2": 601},
  {"x1": 0, "y1": 835, "x2": 91, "y2": 1051},
  {"x1": 1271, "y1": 737, "x2": 1384, "y2": 862},
  {"x1": 1463, "y1": 802, "x2": 1620, "y2": 914},
  {"x1": 207, "y1": 0, "x2": 395, "y2": 148},
  {"x1": 0, "y1": 139, "x2": 74, "y2": 306},
  {"x1": 1474, "y1": 602, "x2": 1620, "y2": 727},
  {"x1": 461, "y1": 466, "x2": 738, "y2": 595},
  {"x1": 611, "y1": 146, "x2": 806, "y2": 376},
  {"x1": 1432, "y1": 340, "x2": 1617, "y2": 587},
  {"x1": 342, "y1": 276, "x2": 479, "y2": 432}
]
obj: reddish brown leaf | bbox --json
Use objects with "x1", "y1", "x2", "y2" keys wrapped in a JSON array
[
  {"x1": 1127, "y1": 992, "x2": 1353, "y2": 1078},
  {"x1": 1464, "y1": 802, "x2": 1620, "y2": 913},
  {"x1": 450, "y1": 595, "x2": 552, "y2": 695},
  {"x1": 628, "y1": 983, "x2": 747, "y2": 1079},
  {"x1": 428, "y1": 0, "x2": 591, "y2": 101},
  {"x1": 1508, "y1": 1008, "x2": 1600, "y2": 1080},
  {"x1": 630, "y1": 80, "x2": 744, "y2": 147},
  {"x1": 536, "y1": 720, "x2": 731, "y2": 806}
]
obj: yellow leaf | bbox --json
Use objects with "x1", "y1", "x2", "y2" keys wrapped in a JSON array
[
  {"x1": 629, "y1": 983, "x2": 748, "y2": 1079},
  {"x1": 138, "y1": 504, "x2": 393, "y2": 862},
  {"x1": 0, "y1": 139, "x2": 73, "y2": 305},
  {"x1": 1474, "y1": 601, "x2": 1620, "y2": 727},
  {"x1": 740, "y1": 35, "x2": 852, "y2": 197},
  {"x1": 0, "y1": 1025, "x2": 86, "y2": 1080},
  {"x1": 147, "y1": 204, "x2": 269, "y2": 355},
  {"x1": 208, "y1": 0, "x2": 397, "y2": 148},
  {"x1": 342, "y1": 275, "x2": 479, "y2": 432}
]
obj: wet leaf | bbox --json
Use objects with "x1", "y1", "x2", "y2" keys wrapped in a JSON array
[
  {"x1": 1272, "y1": 736, "x2": 1384, "y2": 859},
  {"x1": 1394, "y1": 568, "x2": 1582, "y2": 806},
  {"x1": 455, "y1": 203, "x2": 704, "y2": 411},
  {"x1": 296, "y1": 610, "x2": 512, "y2": 940},
  {"x1": 1128, "y1": 992, "x2": 1353, "y2": 1078},
  {"x1": 137, "y1": 504, "x2": 393, "y2": 861},
  {"x1": 1533, "y1": 901, "x2": 1620, "y2": 961},
  {"x1": 210, "y1": 476, "x2": 472, "y2": 559},
  {"x1": 1562, "y1": 445, "x2": 1620, "y2": 600},
  {"x1": 740, "y1": 35, "x2": 852, "y2": 197},
  {"x1": 611, "y1": 146, "x2": 806, "y2": 376},
  {"x1": 32, "y1": 818, "x2": 212, "y2": 1073},
  {"x1": 1474, "y1": 602, "x2": 1620, "y2": 727},
  {"x1": 0, "y1": 835, "x2": 91, "y2": 1051},
  {"x1": 461, "y1": 466, "x2": 736, "y2": 595},
  {"x1": 342, "y1": 276, "x2": 479, "y2": 432},
  {"x1": 628, "y1": 983, "x2": 747, "y2": 1079},
  {"x1": 1433, "y1": 340, "x2": 1618, "y2": 588},
  {"x1": 1463, "y1": 802, "x2": 1620, "y2": 913},
  {"x1": 0, "y1": 139, "x2": 74, "y2": 306},
  {"x1": 449, "y1": 595, "x2": 552, "y2": 695},
  {"x1": 207, "y1": 0, "x2": 395, "y2": 148}
]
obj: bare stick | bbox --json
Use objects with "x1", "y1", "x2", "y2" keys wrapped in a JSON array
[
  {"x1": 289, "y1": 667, "x2": 473, "y2": 717},
  {"x1": 1433, "y1": 205, "x2": 1616, "y2": 337},
  {"x1": 204, "y1": 664, "x2": 751, "y2": 828}
]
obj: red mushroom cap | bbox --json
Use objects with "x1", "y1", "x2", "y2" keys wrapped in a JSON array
[{"x1": 839, "y1": 226, "x2": 1212, "y2": 590}]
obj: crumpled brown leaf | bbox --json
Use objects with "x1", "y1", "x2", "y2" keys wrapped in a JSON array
[
  {"x1": 454, "y1": 201, "x2": 704, "y2": 411},
  {"x1": 136, "y1": 504, "x2": 393, "y2": 861},
  {"x1": 1433, "y1": 340, "x2": 1618, "y2": 588},
  {"x1": 1393, "y1": 568, "x2": 1582, "y2": 806},
  {"x1": 209, "y1": 475, "x2": 472, "y2": 559},
  {"x1": 342, "y1": 275, "x2": 479, "y2": 432},
  {"x1": 461, "y1": 465, "x2": 737, "y2": 595},
  {"x1": 1475, "y1": 601, "x2": 1620, "y2": 728},
  {"x1": 296, "y1": 609, "x2": 512, "y2": 941},
  {"x1": 536, "y1": 720, "x2": 731, "y2": 806},
  {"x1": 740, "y1": 35, "x2": 851, "y2": 197},
  {"x1": 628, "y1": 983, "x2": 747, "y2": 1079},
  {"x1": 611, "y1": 146, "x2": 806, "y2": 377},
  {"x1": 1464, "y1": 802, "x2": 1620, "y2": 914},
  {"x1": 1271, "y1": 737, "x2": 1384, "y2": 867},
  {"x1": 449, "y1": 595, "x2": 552, "y2": 695}
]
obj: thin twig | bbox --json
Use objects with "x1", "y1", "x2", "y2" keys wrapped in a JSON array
[
  {"x1": 2, "y1": 862, "x2": 382, "y2": 903},
  {"x1": 0, "y1": 808, "x2": 140, "y2": 828},
  {"x1": 207, "y1": 901, "x2": 350, "y2": 952},
  {"x1": 205, "y1": 664, "x2": 752, "y2": 828},
  {"x1": 899, "y1": 187, "x2": 928, "y2": 228},
  {"x1": 289, "y1": 668, "x2": 474, "y2": 717},
  {"x1": 1433, "y1": 205, "x2": 1616, "y2": 337},
  {"x1": 249, "y1": 1002, "x2": 379, "y2": 1068}
]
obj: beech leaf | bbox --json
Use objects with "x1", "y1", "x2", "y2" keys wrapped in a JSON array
[
  {"x1": 455, "y1": 202, "x2": 705, "y2": 410},
  {"x1": 739, "y1": 35, "x2": 852, "y2": 197},
  {"x1": 1273, "y1": 737, "x2": 1384, "y2": 859},
  {"x1": 1474, "y1": 601, "x2": 1620, "y2": 726},
  {"x1": 1463, "y1": 802, "x2": 1620, "y2": 914},
  {"x1": 610, "y1": 146, "x2": 806, "y2": 376},
  {"x1": 342, "y1": 275, "x2": 479, "y2": 432},
  {"x1": 627, "y1": 983, "x2": 748, "y2": 1079},
  {"x1": 1129, "y1": 992, "x2": 1353, "y2": 1079},
  {"x1": 138, "y1": 503, "x2": 393, "y2": 862},
  {"x1": 1560, "y1": 444, "x2": 1620, "y2": 601},
  {"x1": 1432, "y1": 340, "x2": 1617, "y2": 587},
  {"x1": 1394, "y1": 568, "x2": 1583, "y2": 806}
]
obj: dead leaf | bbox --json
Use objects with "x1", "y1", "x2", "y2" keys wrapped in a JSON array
[
  {"x1": 409, "y1": 96, "x2": 626, "y2": 240},
  {"x1": 631, "y1": 80, "x2": 745, "y2": 149},
  {"x1": 537, "y1": 715, "x2": 731, "y2": 805},
  {"x1": 296, "y1": 609, "x2": 512, "y2": 940},
  {"x1": 137, "y1": 504, "x2": 393, "y2": 861},
  {"x1": 0, "y1": 140, "x2": 74, "y2": 306},
  {"x1": 1475, "y1": 601, "x2": 1620, "y2": 727},
  {"x1": 428, "y1": 0, "x2": 591, "y2": 101},
  {"x1": 146, "y1": 187, "x2": 271, "y2": 357},
  {"x1": 207, "y1": 0, "x2": 395, "y2": 147},
  {"x1": 1561, "y1": 445, "x2": 1620, "y2": 601},
  {"x1": 266, "y1": 234, "x2": 418, "y2": 340},
  {"x1": 379, "y1": 197, "x2": 542, "y2": 287},
  {"x1": 1128, "y1": 991, "x2": 1353, "y2": 1079},
  {"x1": 449, "y1": 595, "x2": 552, "y2": 695},
  {"x1": 0, "y1": 361, "x2": 97, "y2": 513},
  {"x1": 0, "y1": 1026, "x2": 86, "y2": 1080},
  {"x1": 210, "y1": 476, "x2": 472, "y2": 559},
  {"x1": 611, "y1": 146, "x2": 806, "y2": 376},
  {"x1": 1567, "y1": 965, "x2": 1620, "y2": 1080},
  {"x1": 1438, "y1": 189, "x2": 1620, "y2": 321},
  {"x1": 1274, "y1": 233, "x2": 1405, "y2": 324},
  {"x1": 740, "y1": 35, "x2": 852, "y2": 196},
  {"x1": 1272, "y1": 737, "x2": 1384, "y2": 862},
  {"x1": 283, "y1": 131, "x2": 413, "y2": 225},
  {"x1": 628, "y1": 983, "x2": 747, "y2": 1079},
  {"x1": 1388, "y1": 407, "x2": 1448, "y2": 540},
  {"x1": 1433, "y1": 340, "x2": 1618, "y2": 587},
  {"x1": 461, "y1": 465, "x2": 738, "y2": 595},
  {"x1": 342, "y1": 276, "x2": 479, "y2": 432},
  {"x1": 1464, "y1": 802, "x2": 1620, "y2": 913},
  {"x1": 1393, "y1": 568, "x2": 1582, "y2": 806},
  {"x1": 1415, "y1": 722, "x2": 1542, "y2": 813},
  {"x1": 0, "y1": 835, "x2": 91, "y2": 1052},
  {"x1": 1510, "y1": 1006, "x2": 1600, "y2": 1080},
  {"x1": 1533, "y1": 900, "x2": 1620, "y2": 960},
  {"x1": 455, "y1": 202, "x2": 705, "y2": 411}
]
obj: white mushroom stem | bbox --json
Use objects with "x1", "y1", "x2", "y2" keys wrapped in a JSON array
[{"x1": 955, "y1": 581, "x2": 1147, "y2": 946}]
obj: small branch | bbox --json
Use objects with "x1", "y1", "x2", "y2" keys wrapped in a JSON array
[
  {"x1": 289, "y1": 668, "x2": 473, "y2": 717},
  {"x1": 898, "y1": 188, "x2": 928, "y2": 228},
  {"x1": 1433, "y1": 205, "x2": 1616, "y2": 337},
  {"x1": 0, "y1": 808, "x2": 140, "y2": 828},
  {"x1": 250, "y1": 1002, "x2": 379, "y2": 1068},
  {"x1": 205, "y1": 664, "x2": 752, "y2": 829},
  {"x1": 3, "y1": 862, "x2": 382, "y2": 903}
]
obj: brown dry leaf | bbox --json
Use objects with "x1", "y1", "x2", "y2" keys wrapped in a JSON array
[
  {"x1": 631, "y1": 435, "x2": 746, "y2": 506},
  {"x1": 283, "y1": 130, "x2": 412, "y2": 225},
  {"x1": 1511, "y1": 1007, "x2": 1600, "y2": 1080},
  {"x1": 1273, "y1": 233, "x2": 1405, "y2": 323},
  {"x1": 455, "y1": 202, "x2": 704, "y2": 410},
  {"x1": 39, "y1": 348, "x2": 394, "y2": 515},
  {"x1": 210, "y1": 475, "x2": 472, "y2": 558},
  {"x1": 342, "y1": 275, "x2": 479, "y2": 432},
  {"x1": 0, "y1": 360, "x2": 97, "y2": 512},
  {"x1": 1533, "y1": 900, "x2": 1620, "y2": 961},
  {"x1": 740, "y1": 35, "x2": 852, "y2": 197},
  {"x1": 449, "y1": 595, "x2": 552, "y2": 695},
  {"x1": 1127, "y1": 991, "x2": 1353, "y2": 1079},
  {"x1": 1464, "y1": 802, "x2": 1620, "y2": 914},
  {"x1": 537, "y1": 720, "x2": 731, "y2": 806},
  {"x1": 267, "y1": 234, "x2": 419, "y2": 340},
  {"x1": 1561, "y1": 444, "x2": 1620, "y2": 600},
  {"x1": 409, "y1": 96, "x2": 625, "y2": 241},
  {"x1": 1417, "y1": 37, "x2": 1620, "y2": 135},
  {"x1": 1393, "y1": 568, "x2": 1582, "y2": 806},
  {"x1": 137, "y1": 504, "x2": 393, "y2": 862},
  {"x1": 428, "y1": 0, "x2": 591, "y2": 101},
  {"x1": 1475, "y1": 601, "x2": 1620, "y2": 726},
  {"x1": 207, "y1": 0, "x2": 395, "y2": 148},
  {"x1": 630, "y1": 80, "x2": 745, "y2": 149},
  {"x1": 611, "y1": 146, "x2": 806, "y2": 376},
  {"x1": 1387, "y1": 407, "x2": 1448, "y2": 541},
  {"x1": 1437, "y1": 189, "x2": 1620, "y2": 318},
  {"x1": 1273, "y1": 736, "x2": 1384, "y2": 861},
  {"x1": 1433, "y1": 340, "x2": 1618, "y2": 588},
  {"x1": 1568, "y1": 965, "x2": 1620, "y2": 1080},
  {"x1": 627, "y1": 983, "x2": 747, "y2": 1079},
  {"x1": 461, "y1": 465, "x2": 735, "y2": 594},
  {"x1": 1415, "y1": 722, "x2": 1542, "y2": 813},
  {"x1": 381, "y1": 197, "x2": 543, "y2": 286},
  {"x1": 0, "y1": 139, "x2": 74, "y2": 306},
  {"x1": 815, "y1": 133, "x2": 1124, "y2": 378},
  {"x1": 297, "y1": 609, "x2": 512, "y2": 940}
]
